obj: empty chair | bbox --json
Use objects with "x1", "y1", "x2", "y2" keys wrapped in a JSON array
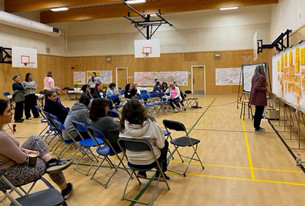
[
  {"x1": 117, "y1": 138, "x2": 170, "y2": 206},
  {"x1": 163, "y1": 119, "x2": 204, "y2": 176},
  {"x1": 0, "y1": 172, "x2": 67, "y2": 206}
]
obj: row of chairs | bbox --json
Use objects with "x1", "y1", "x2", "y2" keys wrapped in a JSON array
[{"x1": 2, "y1": 105, "x2": 204, "y2": 206}]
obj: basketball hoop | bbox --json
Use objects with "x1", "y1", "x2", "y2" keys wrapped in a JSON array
[
  {"x1": 142, "y1": 46, "x2": 152, "y2": 59},
  {"x1": 23, "y1": 62, "x2": 35, "y2": 68},
  {"x1": 143, "y1": 52, "x2": 150, "y2": 59}
]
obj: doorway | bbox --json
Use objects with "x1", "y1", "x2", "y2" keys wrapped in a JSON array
[
  {"x1": 191, "y1": 65, "x2": 206, "y2": 95},
  {"x1": 116, "y1": 67, "x2": 128, "y2": 90}
]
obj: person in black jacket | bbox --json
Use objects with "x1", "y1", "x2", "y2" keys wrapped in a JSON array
[
  {"x1": 81, "y1": 84, "x2": 93, "y2": 99},
  {"x1": 44, "y1": 90, "x2": 69, "y2": 124},
  {"x1": 124, "y1": 84, "x2": 134, "y2": 99},
  {"x1": 93, "y1": 83, "x2": 104, "y2": 98},
  {"x1": 12, "y1": 75, "x2": 25, "y2": 123}
]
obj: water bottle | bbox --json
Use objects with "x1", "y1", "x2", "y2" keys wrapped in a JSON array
[{"x1": 296, "y1": 153, "x2": 302, "y2": 167}]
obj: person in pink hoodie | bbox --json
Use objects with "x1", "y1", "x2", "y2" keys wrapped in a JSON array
[{"x1": 44, "y1": 71, "x2": 55, "y2": 91}]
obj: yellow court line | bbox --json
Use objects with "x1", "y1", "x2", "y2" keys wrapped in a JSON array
[
  {"x1": 182, "y1": 173, "x2": 305, "y2": 187},
  {"x1": 170, "y1": 160, "x2": 302, "y2": 174},
  {"x1": 242, "y1": 118, "x2": 256, "y2": 179}
]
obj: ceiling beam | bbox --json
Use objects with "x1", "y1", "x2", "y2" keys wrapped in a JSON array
[
  {"x1": 40, "y1": 0, "x2": 278, "y2": 23},
  {"x1": 4, "y1": 0, "x2": 121, "y2": 13}
]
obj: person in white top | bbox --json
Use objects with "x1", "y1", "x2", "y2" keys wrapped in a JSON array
[
  {"x1": 119, "y1": 99, "x2": 170, "y2": 180},
  {"x1": 88, "y1": 72, "x2": 102, "y2": 95},
  {"x1": 165, "y1": 83, "x2": 183, "y2": 113}
]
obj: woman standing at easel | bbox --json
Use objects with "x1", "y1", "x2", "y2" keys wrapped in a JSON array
[{"x1": 250, "y1": 65, "x2": 267, "y2": 132}]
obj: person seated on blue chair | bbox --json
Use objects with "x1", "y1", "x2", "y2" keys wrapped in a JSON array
[
  {"x1": 44, "y1": 90, "x2": 69, "y2": 124},
  {"x1": 63, "y1": 94, "x2": 91, "y2": 141},
  {"x1": 81, "y1": 84, "x2": 93, "y2": 99},
  {"x1": 89, "y1": 98, "x2": 120, "y2": 150},
  {"x1": 93, "y1": 83, "x2": 104, "y2": 98},
  {"x1": 0, "y1": 99, "x2": 73, "y2": 199},
  {"x1": 119, "y1": 100, "x2": 170, "y2": 180},
  {"x1": 106, "y1": 83, "x2": 120, "y2": 109}
]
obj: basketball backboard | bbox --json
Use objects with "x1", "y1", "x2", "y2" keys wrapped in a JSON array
[
  {"x1": 12, "y1": 46, "x2": 37, "y2": 68},
  {"x1": 134, "y1": 39, "x2": 160, "y2": 58}
]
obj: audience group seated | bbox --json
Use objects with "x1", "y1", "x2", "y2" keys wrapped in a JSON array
[{"x1": 0, "y1": 76, "x2": 198, "y2": 203}]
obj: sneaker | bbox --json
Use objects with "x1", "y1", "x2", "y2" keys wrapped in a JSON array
[
  {"x1": 155, "y1": 172, "x2": 170, "y2": 180},
  {"x1": 15, "y1": 119, "x2": 24, "y2": 123},
  {"x1": 26, "y1": 117, "x2": 33, "y2": 120},
  {"x1": 46, "y1": 158, "x2": 73, "y2": 173},
  {"x1": 255, "y1": 128, "x2": 265, "y2": 133},
  {"x1": 136, "y1": 171, "x2": 147, "y2": 179},
  {"x1": 174, "y1": 109, "x2": 178, "y2": 113},
  {"x1": 62, "y1": 183, "x2": 73, "y2": 200}
]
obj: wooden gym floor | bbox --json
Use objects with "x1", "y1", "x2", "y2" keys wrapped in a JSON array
[{"x1": 2, "y1": 95, "x2": 305, "y2": 206}]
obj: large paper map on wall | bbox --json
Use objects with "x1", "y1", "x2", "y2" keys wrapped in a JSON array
[
  {"x1": 216, "y1": 68, "x2": 240, "y2": 85},
  {"x1": 272, "y1": 41, "x2": 305, "y2": 113},
  {"x1": 73, "y1": 72, "x2": 86, "y2": 85},
  {"x1": 87, "y1": 71, "x2": 113, "y2": 84},
  {"x1": 134, "y1": 71, "x2": 188, "y2": 86}
]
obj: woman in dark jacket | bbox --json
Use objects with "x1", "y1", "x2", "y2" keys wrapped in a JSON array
[
  {"x1": 12, "y1": 75, "x2": 25, "y2": 123},
  {"x1": 89, "y1": 98, "x2": 120, "y2": 150},
  {"x1": 249, "y1": 65, "x2": 267, "y2": 132},
  {"x1": 44, "y1": 90, "x2": 69, "y2": 124},
  {"x1": 81, "y1": 84, "x2": 93, "y2": 99},
  {"x1": 124, "y1": 84, "x2": 135, "y2": 100}
]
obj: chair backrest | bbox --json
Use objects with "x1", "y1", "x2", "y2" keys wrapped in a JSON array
[
  {"x1": 120, "y1": 90, "x2": 125, "y2": 95},
  {"x1": 149, "y1": 92, "x2": 159, "y2": 98},
  {"x1": 163, "y1": 119, "x2": 187, "y2": 132},
  {"x1": 86, "y1": 126, "x2": 108, "y2": 148},
  {"x1": 53, "y1": 119, "x2": 65, "y2": 131},
  {"x1": 140, "y1": 90, "x2": 148, "y2": 94},
  {"x1": 185, "y1": 90, "x2": 192, "y2": 94},
  {"x1": 72, "y1": 120, "x2": 87, "y2": 133},
  {"x1": 108, "y1": 110, "x2": 120, "y2": 118},
  {"x1": 118, "y1": 138, "x2": 152, "y2": 152},
  {"x1": 3, "y1": 92, "x2": 10, "y2": 97},
  {"x1": 109, "y1": 95, "x2": 120, "y2": 101},
  {"x1": 140, "y1": 94, "x2": 150, "y2": 100}
]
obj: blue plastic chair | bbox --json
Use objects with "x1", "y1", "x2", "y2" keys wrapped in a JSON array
[
  {"x1": 72, "y1": 121, "x2": 104, "y2": 176},
  {"x1": 87, "y1": 126, "x2": 130, "y2": 188},
  {"x1": 140, "y1": 90, "x2": 148, "y2": 94},
  {"x1": 120, "y1": 90, "x2": 125, "y2": 95},
  {"x1": 108, "y1": 110, "x2": 120, "y2": 119},
  {"x1": 108, "y1": 95, "x2": 124, "y2": 110}
]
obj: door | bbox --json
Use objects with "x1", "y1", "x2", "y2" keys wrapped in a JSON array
[
  {"x1": 192, "y1": 66, "x2": 205, "y2": 94},
  {"x1": 116, "y1": 67, "x2": 128, "y2": 90}
]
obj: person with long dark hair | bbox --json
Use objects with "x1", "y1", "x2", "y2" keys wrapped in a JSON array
[
  {"x1": 88, "y1": 72, "x2": 102, "y2": 95},
  {"x1": 249, "y1": 65, "x2": 267, "y2": 132},
  {"x1": 0, "y1": 99, "x2": 73, "y2": 199},
  {"x1": 44, "y1": 71, "x2": 55, "y2": 91},
  {"x1": 23, "y1": 73, "x2": 40, "y2": 120},
  {"x1": 124, "y1": 84, "x2": 134, "y2": 99},
  {"x1": 12, "y1": 75, "x2": 25, "y2": 123},
  {"x1": 81, "y1": 84, "x2": 93, "y2": 99},
  {"x1": 119, "y1": 100, "x2": 169, "y2": 180},
  {"x1": 93, "y1": 83, "x2": 104, "y2": 98},
  {"x1": 161, "y1": 82, "x2": 168, "y2": 93},
  {"x1": 44, "y1": 90, "x2": 69, "y2": 124},
  {"x1": 89, "y1": 98, "x2": 120, "y2": 150}
]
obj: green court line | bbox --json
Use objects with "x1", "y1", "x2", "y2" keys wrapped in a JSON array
[{"x1": 129, "y1": 98, "x2": 217, "y2": 206}]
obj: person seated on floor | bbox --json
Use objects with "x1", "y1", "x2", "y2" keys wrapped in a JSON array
[
  {"x1": 0, "y1": 99, "x2": 73, "y2": 199},
  {"x1": 119, "y1": 99, "x2": 170, "y2": 180},
  {"x1": 63, "y1": 95, "x2": 91, "y2": 141},
  {"x1": 93, "y1": 83, "x2": 104, "y2": 98},
  {"x1": 89, "y1": 98, "x2": 120, "y2": 150},
  {"x1": 44, "y1": 90, "x2": 69, "y2": 124},
  {"x1": 81, "y1": 84, "x2": 93, "y2": 99}
]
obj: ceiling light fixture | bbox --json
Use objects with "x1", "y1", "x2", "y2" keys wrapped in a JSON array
[
  {"x1": 125, "y1": 0, "x2": 146, "y2": 4},
  {"x1": 219, "y1": 7, "x2": 239, "y2": 11},
  {"x1": 50, "y1": 7, "x2": 69, "y2": 12}
]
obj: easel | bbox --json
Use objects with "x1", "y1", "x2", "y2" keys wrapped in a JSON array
[{"x1": 2, "y1": 123, "x2": 14, "y2": 133}]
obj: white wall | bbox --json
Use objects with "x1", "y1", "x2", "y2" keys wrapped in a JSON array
[
  {"x1": 0, "y1": 23, "x2": 67, "y2": 56},
  {"x1": 271, "y1": 0, "x2": 305, "y2": 41},
  {"x1": 52, "y1": 5, "x2": 271, "y2": 56}
]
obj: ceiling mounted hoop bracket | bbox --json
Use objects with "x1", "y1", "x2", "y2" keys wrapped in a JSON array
[{"x1": 123, "y1": 1, "x2": 173, "y2": 40}]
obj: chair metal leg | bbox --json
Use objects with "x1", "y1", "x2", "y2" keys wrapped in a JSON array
[{"x1": 74, "y1": 147, "x2": 97, "y2": 176}]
